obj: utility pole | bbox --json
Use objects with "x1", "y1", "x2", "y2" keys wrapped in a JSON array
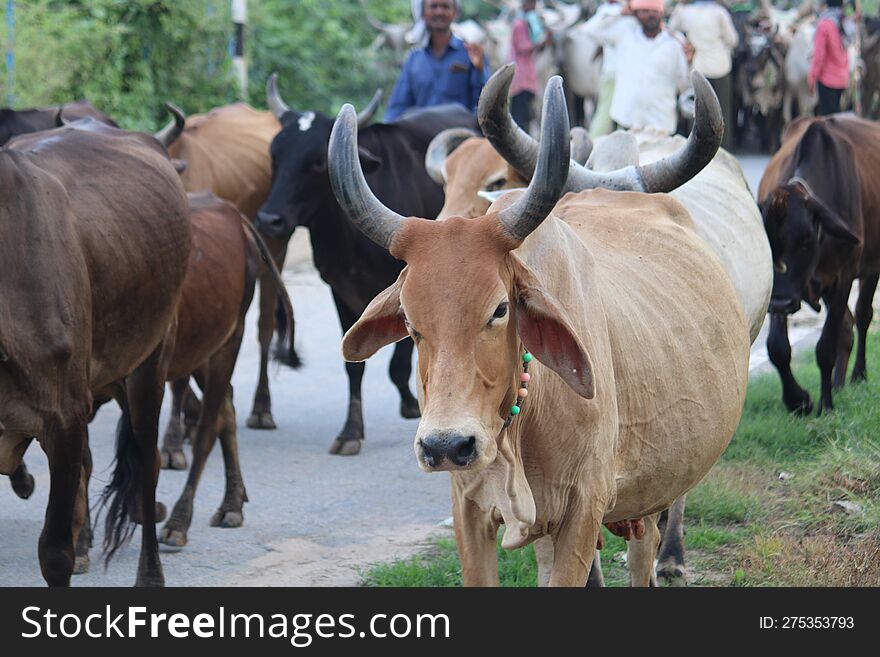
[
  {"x1": 4, "y1": 0, "x2": 14, "y2": 105},
  {"x1": 232, "y1": 0, "x2": 247, "y2": 100}
]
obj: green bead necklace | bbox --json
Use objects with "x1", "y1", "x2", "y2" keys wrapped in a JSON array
[{"x1": 502, "y1": 351, "x2": 532, "y2": 429}]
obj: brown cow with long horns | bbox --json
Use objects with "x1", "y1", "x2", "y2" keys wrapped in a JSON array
[{"x1": 326, "y1": 71, "x2": 749, "y2": 586}]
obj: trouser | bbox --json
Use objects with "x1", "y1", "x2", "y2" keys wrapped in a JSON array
[
  {"x1": 511, "y1": 91, "x2": 535, "y2": 131},
  {"x1": 589, "y1": 78, "x2": 616, "y2": 138},
  {"x1": 817, "y1": 82, "x2": 844, "y2": 116},
  {"x1": 708, "y1": 73, "x2": 733, "y2": 151}
]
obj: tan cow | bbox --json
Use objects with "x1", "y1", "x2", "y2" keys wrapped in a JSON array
[
  {"x1": 327, "y1": 72, "x2": 750, "y2": 586},
  {"x1": 426, "y1": 67, "x2": 771, "y2": 584},
  {"x1": 155, "y1": 103, "x2": 296, "y2": 431}
]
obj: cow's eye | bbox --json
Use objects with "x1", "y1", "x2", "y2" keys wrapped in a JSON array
[
  {"x1": 484, "y1": 177, "x2": 507, "y2": 192},
  {"x1": 404, "y1": 316, "x2": 422, "y2": 341},
  {"x1": 488, "y1": 302, "x2": 508, "y2": 325}
]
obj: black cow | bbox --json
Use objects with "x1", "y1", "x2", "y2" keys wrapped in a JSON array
[
  {"x1": 0, "y1": 100, "x2": 116, "y2": 145},
  {"x1": 760, "y1": 115, "x2": 880, "y2": 415},
  {"x1": 255, "y1": 75, "x2": 479, "y2": 455}
]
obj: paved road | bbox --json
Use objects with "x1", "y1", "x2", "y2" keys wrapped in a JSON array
[{"x1": 0, "y1": 152, "x2": 858, "y2": 587}]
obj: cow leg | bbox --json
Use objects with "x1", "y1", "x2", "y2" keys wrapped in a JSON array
[
  {"x1": 329, "y1": 292, "x2": 366, "y2": 456},
  {"x1": 39, "y1": 421, "x2": 87, "y2": 587},
  {"x1": 124, "y1": 346, "x2": 170, "y2": 587},
  {"x1": 549, "y1": 509, "x2": 602, "y2": 587},
  {"x1": 160, "y1": 377, "x2": 189, "y2": 470},
  {"x1": 626, "y1": 513, "x2": 661, "y2": 587},
  {"x1": 534, "y1": 536, "x2": 554, "y2": 587},
  {"x1": 816, "y1": 280, "x2": 855, "y2": 415},
  {"x1": 160, "y1": 364, "x2": 226, "y2": 548},
  {"x1": 585, "y1": 552, "x2": 606, "y2": 587},
  {"x1": 247, "y1": 239, "x2": 288, "y2": 430},
  {"x1": 248, "y1": 274, "x2": 279, "y2": 430},
  {"x1": 452, "y1": 481, "x2": 500, "y2": 586},
  {"x1": 210, "y1": 388, "x2": 248, "y2": 529},
  {"x1": 852, "y1": 273, "x2": 880, "y2": 383},
  {"x1": 767, "y1": 313, "x2": 813, "y2": 414},
  {"x1": 73, "y1": 443, "x2": 94, "y2": 575},
  {"x1": 9, "y1": 461, "x2": 35, "y2": 499},
  {"x1": 390, "y1": 338, "x2": 420, "y2": 419},
  {"x1": 182, "y1": 384, "x2": 201, "y2": 443},
  {"x1": 833, "y1": 308, "x2": 855, "y2": 390},
  {"x1": 655, "y1": 495, "x2": 687, "y2": 585}
]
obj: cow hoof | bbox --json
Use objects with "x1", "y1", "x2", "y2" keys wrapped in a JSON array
[
  {"x1": 247, "y1": 411, "x2": 277, "y2": 430},
  {"x1": 73, "y1": 554, "x2": 90, "y2": 575},
  {"x1": 787, "y1": 397, "x2": 813, "y2": 416},
  {"x1": 329, "y1": 438, "x2": 363, "y2": 456},
  {"x1": 211, "y1": 510, "x2": 244, "y2": 528},
  {"x1": 400, "y1": 400, "x2": 422, "y2": 419},
  {"x1": 11, "y1": 472, "x2": 35, "y2": 500},
  {"x1": 656, "y1": 562, "x2": 687, "y2": 586},
  {"x1": 159, "y1": 527, "x2": 187, "y2": 549},
  {"x1": 160, "y1": 448, "x2": 187, "y2": 471}
]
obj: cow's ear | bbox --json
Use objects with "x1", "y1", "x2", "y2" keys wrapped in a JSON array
[
  {"x1": 342, "y1": 268, "x2": 408, "y2": 362},
  {"x1": 805, "y1": 194, "x2": 860, "y2": 245},
  {"x1": 510, "y1": 255, "x2": 595, "y2": 399},
  {"x1": 787, "y1": 180, "x2": 861, "y2": 245},
  {"x1": 760, "y1": 188, "x2": 789, "y2": 273},
  {"x1": 358, "y1": 146, "x2": 382, "y2": 173}
]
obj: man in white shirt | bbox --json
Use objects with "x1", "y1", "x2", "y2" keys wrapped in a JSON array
[
  {"x1": 582, "y1": 1, "x2": 638, "y2": 137},
  {"x1": 669, "y1": 0, "x2": 738, "y2": 149},
  {"x1": 585, "y1": 0, "x2": 692, "y2": 135}
]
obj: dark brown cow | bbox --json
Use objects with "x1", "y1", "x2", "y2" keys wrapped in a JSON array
[
  {"x1": 759, "y1": 114, "x2": 880, "y2": 414},
  {"x1": 157, "y1": 192, "x2": 294, "y2": 548},
  {"x1": 155, "y1": 103, "x2": 299, "y2": 431},
  {"x1": 1, "y1": 120, "x2": 191, "y2": 586},
  {"x1": 69, "y1": 192, "x2": 296, "y2": 571},
  {"x1": 0, "y1": 100, "x2": 117, "y2": 145}
]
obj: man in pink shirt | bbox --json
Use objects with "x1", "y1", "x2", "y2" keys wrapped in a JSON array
[
  {"x1": 509, "y1": 0, "x2": 552, "y2": 131},
  {"x1": 808, "y1": 0, "x2": 851, "y2": 115}
]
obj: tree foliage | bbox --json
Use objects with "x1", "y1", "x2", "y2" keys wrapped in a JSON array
[{"x1": 0, "y1": 0, "x2": 422, "y2": 131}]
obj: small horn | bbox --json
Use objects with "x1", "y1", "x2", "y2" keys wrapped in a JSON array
[
  {"x1": 154, "y1": 102, "x2": 186, "y2": 148},
  {"x1": 328, "y1": 104, "x2": 405, "y2": 250},
  {"x1": 266, "y1": 73, "x2": 291, "y2": 120},
  {"x1": 425, "y1": 128, "x2": 479, "y2": 184},
  {"x1": 357, "y1": 88, "x2": 384, "y2": 128},
  {"x1": 54, "y1": 106, "x2": 65, "y2": 128},
  {"x1": 565, "y1": 71, "x2": 722, "y2": 193},
  {"x1": 569, "y1": 127, "x2": 593, "y2": 165},
  {"x1": 496, "y1": 76, "x2": 570, "y2": 242}
]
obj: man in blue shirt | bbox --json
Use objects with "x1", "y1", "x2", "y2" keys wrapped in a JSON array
[{"x1": 385, "y1": 0, "x2": 491, "y2": 121}]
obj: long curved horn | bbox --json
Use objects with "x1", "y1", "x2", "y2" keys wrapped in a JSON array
[
  {"x1": 566, "y1": 71, "x2": 723, "y2": 192},
  {"x1": 266, "y1": 73, "x2": 291, "y2": 119},
  {"x1": 569, "y1": 127, "x2": 593, "y2": 165},
  {"x1": 424, "y1": 128, "x2": 479, "y2": 184},
  {"x1": 496, "y1": 76, "x2": 570, "y2": 242},
  {"x1": 154, "y1": 102, "x2": 186, "y2": 148},
  {"x1": 357, "y1": 88, "x2": 384, "y2": 128},
  {"x1": 328, "y1": 104, "x2": 405, "y2": 250},
  {"x1": 478, "y1": 63, "x2": 540, "y2": 180}
]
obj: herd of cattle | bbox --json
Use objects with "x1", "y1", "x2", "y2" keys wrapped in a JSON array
[
  {"x1": 365, "y1": 0, "x2": 880, "y2": 151},
  {"x1": 1, "y1": 54, "x2": 878, "y2": 586}
]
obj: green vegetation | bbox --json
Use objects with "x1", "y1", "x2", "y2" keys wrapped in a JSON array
[
  {"x1": 362, "y1": 328, "x2": 880, "y2": 586},
  {"x1": 0, "y1": 0, "x2": 413, "y2": 131}
]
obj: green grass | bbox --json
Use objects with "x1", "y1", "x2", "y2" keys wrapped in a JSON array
[{"x1": 362, "y1": 328, "x2": 880, "y2": 586}]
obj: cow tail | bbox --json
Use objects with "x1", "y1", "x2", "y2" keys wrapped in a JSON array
[
  {"x1": 240, "y1": 219, "x2": 302, "y2": 369},
  {"x1": 98, "y1": 398, "x2": 139, "y2": 564}
]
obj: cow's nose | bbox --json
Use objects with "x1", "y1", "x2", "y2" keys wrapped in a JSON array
[
  {"x1": 255, "y1": 211, "x2": 285, "y2": 237},
  {"x1": 769, "y1": 298, "x2": 800, "y2": 315},
  {"x1": 420, "y1": 433, "x2": 476, "y2": 468}
]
